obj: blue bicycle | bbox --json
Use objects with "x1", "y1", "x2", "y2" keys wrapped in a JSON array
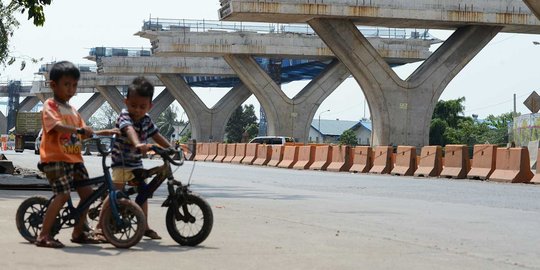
[{"x1": 15, "y1": 136, "x2": 146, "y2": 248}]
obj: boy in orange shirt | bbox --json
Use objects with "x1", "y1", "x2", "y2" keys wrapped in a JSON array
[{"x1": 36, "y1": 61, "x2": 117, "y2": 248}]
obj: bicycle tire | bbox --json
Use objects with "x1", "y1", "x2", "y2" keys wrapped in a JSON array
[
  {"x1": 166, "y1": 193, "x2": 213, "y2": 246},
  {"x1": 16, "y1": 196, "x2": 48, "y2": 243},
  {"x1": 101, "y1": 199, "x2": 146, "y2": 249}
]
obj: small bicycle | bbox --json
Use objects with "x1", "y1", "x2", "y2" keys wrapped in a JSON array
[
  {"x1": 89, "y1": 145, "x2": 213, "y2": 246},
  {"x1": 15, "y1": 136, "x2": 147, "y2": 248}
]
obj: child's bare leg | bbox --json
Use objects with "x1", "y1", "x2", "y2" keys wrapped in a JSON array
[
  {"x1": 37, "y1": 193, "x2": 69, "y2": 241},
  {"x1": 72, "y1": 185, "x2": 93, "y2": 238}
]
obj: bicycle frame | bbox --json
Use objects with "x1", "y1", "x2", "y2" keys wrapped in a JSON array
[{"x1": 48, "y1": 136, "x2": 126, "y2": 232}]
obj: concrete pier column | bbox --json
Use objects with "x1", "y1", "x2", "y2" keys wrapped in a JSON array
[
  {"x1": 18, "y1": 96, "x2": 40, "y2": 112},
  {"x1": 95, "y1": 86, "x2": 125, "y2": 113},
  {"x1": 35, "y1": 93, "x2": 53, "y2": 103},
  {"x1": 524, "y1": 0, "x2": 540, "y2": 19},
  {"x1": 158, "y1": 74, "x2": 251, "y2": 142},
  {"x1": 78, "y1": 93, "x2": 106, "y2": 121},
  {"x1": 309, "y1": 19, "x2": 501, "y2": 147},
  {"x1": 0, "y1": 111, "x2": 6, "y2": 134},
  {"x1": 148, "y1": 88, "x2": 174, "y2": 120},
  {"x1": 224, "y1": 55, "x2": 349, "y2": 142}
]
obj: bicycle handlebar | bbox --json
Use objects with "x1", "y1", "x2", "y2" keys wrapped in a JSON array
[
  {"x1": 82, "y1": 135, "x2": 116, "y2": 156},
  {"x1": 150, "y1": 145, "x2": 185, "y2": 166}
]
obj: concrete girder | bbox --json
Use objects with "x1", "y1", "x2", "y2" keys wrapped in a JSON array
[
  {"x1": 148, "y1": 88, "x2": 175, "y2": 120},
  {"x1": 219, "y1": 0, "x2": 540, "y2": 34},
  {"x1": 524, "y1": 0, "x2": 540, "y2": 20},
  {"x1": 141, "y1": 31, "x2": 434, "y2": 65},
  {"x1": 224, "y1": 55, "x2": 349, "y2": 142},
  {"x1": 309, "y1": 19, "x2": 501, "y2": 148},
  {"x1": 34, "y1": 92, "x2": 53, "y2": 103},
  {"x1": 158, "y1": 74, "x2": 251, "y2": 142},
  {"x1": 98, "y1": 57, "x2": 237, "y2": 76},
  {"x1": 78, "y1": 93, "x2": 106, "y2": 122},
  {"x1": 18, "y1": 96, "x2": 40, "y2": 112},
  {"x1": 95, "y1": 86, "x2": 125, "y2": 113}
]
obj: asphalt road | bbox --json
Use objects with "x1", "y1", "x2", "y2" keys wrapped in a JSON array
[{"x1": 1, "y1": 150, "x2": 539, "y2": 270}]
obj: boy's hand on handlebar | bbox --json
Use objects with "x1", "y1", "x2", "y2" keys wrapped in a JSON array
[
  {"x1": 136, "y1": 143, "x2": 152, "y2": 154},
  {"x1": 81, "y1": 126, "x2": 94, "y2": 137}
]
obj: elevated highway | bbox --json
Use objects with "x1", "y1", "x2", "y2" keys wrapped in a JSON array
[{"x1": 217, "y1": 0, "x2": 538, "y2": 148}]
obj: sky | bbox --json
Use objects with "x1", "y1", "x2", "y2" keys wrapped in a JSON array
[{"x1": 2, "y1": 0, "x2": 540, "y2": 122}]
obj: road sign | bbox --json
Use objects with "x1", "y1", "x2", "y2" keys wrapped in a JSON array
[{"x1": 523, "y1": 91, "x2": 540, "y2": 113}]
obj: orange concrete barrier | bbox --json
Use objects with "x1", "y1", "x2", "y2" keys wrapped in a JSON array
[
  {"x1": 414, "y1": 146, "x2": 443, "y2": 177},
  {"x1": 489, "y1": 147, "x2": 533, "y2": 183},
  {"x1": 205, "y1": 143, "x2": 218, "y2": 162},
  {"x1": 369, "y1": 146, "x2": 393, "y2": 174},
  {"x1": 253, "y1": 144, "x2": 272, "y2": 166},
  {"x1": 391, "y1": 146, "x2": 417, "y2": 176},
  {"x1": 293, "y1": 145, "x2": 316, "y2": 170},
  {"x1": 310, "y1": 145, "x2": 333, "y2": 171},
  {"x1": 214, "y1": 143, "x2": 227, "y2": 163},
  {"x1": 327, "y1": 145, "x2": 353, "y2": 172},
  {"x1": 440, "y1": 144, "x2": 470, "y2": 179},
  {"x1": 267, "y1": 145, "x2": 284, "y2": 167},
  {"x1": 222, "y1": 144, "x2": 237, "y2": 163},
  {"x1": 349, "y1": 146, "x2": 373, "y2": 173},
  {"x1": 241, "y1": 143, "x2": 258, "y2": 165},
  {"x1": 467, "y1": 144, "x2": 497, "y2": 180},
  {"x1": 194, "y1": 143, "x2": 209, "y2": 161},
  {"x1": 278, "y1": 145, "x2": 299, "y2": 168},
  {"x1": 231, "y1": 143, "x2": 247, "y2": 163}
]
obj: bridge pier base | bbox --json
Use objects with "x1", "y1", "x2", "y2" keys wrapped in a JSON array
[
  {"x1": 223, "y1": 55, "x2": 349, "y2": 143},
  {"x1": 309, "y1": 19, "x2": 501, "y2": 148}
]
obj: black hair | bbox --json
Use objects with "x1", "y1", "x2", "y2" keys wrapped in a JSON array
[
  {"x1": 126, "y1": 76, "x2": 154, "y2": 100},
  {"x1": 49, "y1": 61, "x2": 80, "y2": 82}
]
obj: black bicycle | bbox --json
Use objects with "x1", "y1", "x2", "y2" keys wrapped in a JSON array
[
  {"x1": 15, "y1": 136, "x2": 147, "y2": 248},
  {"x1": 97, "y1": 145, "x2": 214, "y2": 246}
]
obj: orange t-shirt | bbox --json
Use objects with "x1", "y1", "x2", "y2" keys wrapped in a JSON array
[{"x1": 40, "y1": 98, "x2": 85, "y2": 163}]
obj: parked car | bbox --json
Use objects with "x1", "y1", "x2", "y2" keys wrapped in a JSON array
[
  {"x1": 248, "y1": 136, "x2": 297, "y2": 145},
  {"x1": 34, "y1": 129, "x2": 43, "y2": 155}
]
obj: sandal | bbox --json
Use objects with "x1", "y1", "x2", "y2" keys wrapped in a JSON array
[
  {"x1": 144, "y1": 229, "x2": 162, "y2": 240},
  {"x1": 35, "y1": 237, "x2": 65, "y2": 248},
  {"x1": 93, "y1": 231, "x2": 109, "y2": 243},
  {"x1": 71, "y1": 232, "x2": 102, "y2": 244}
]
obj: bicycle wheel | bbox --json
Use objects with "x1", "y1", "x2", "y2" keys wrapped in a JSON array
[
  {"x1": 166, "y1": 193, "x2": 213, "y2": 246},
  {"x1": 16, "y1": 196, "x2": 48, "y2": 243},
  {"x1": 101, "y1": 199, "x2": 146, "y2": 249}
]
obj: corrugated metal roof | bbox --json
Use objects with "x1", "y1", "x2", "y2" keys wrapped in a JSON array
[{"x1": 311, "y1": 119, "x2": 372, "y2": 136}]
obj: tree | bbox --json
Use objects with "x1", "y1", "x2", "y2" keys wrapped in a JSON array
[
  {"x1": 0, "y1": 0, "x2": 51, "y2": 66},
  {"x1": 225, "y1": 104, "x2": 259, "y2": 143},
  {"x1": 156, "y1": 105, "x2": 180, "y2": 140},
  {"x1": 87, "y1": 103, "x2": 118, "y2": 130},
  {"x1": 339, "y1": 129, "x2": 358, "y2": 146},
  {"x1": 429, "y1": 97, "x2": 470, "y2": 146}
]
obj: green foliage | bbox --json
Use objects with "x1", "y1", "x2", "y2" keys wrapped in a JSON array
[
  {"x1": 225, "y1": 104, "x2": 259, "y2": 143},
  {"x1": 156, "y1": 106, "x2": 180, "y2": 139},
  {"x1": 339, "y1": 129, "x2": 358, "y2": 146},
  {"x1": 179, "y1": 130, "x2": 191, "y2": 143},
  {"x1": 88, "y1": 103, "x2": 118, "y2": 130},
  {"x1": 429, "y1": 97, "x2": 511, "y2": 146},
  {"x1": 0, "y1": 0, "x2": 50, "y2": 66}
]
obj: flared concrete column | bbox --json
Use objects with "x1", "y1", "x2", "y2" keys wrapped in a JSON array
[
  {"x1": 223, "y1": 55, "x2": 349, "y2": 142},
  {"x1": 148, "y1": 88, "x2": 175, "y2": 120},
  {"x1": 0, "y1": 111, "x2": 6, "y2": 134},
  {"x1": 158, "y1": 74, "x2": 251, "y2": 142},
  {"x1": 78, "y1": 93, "x2": 106, "y2": 121},
  {"x1": 18, "y1": 96, "x2": 40, "y2": 112},
  {"x1": 95, "y1": 86, "x2": 125, "y2": 113},
  {"x1": 524, "y1": 0, "x2": 540, "y2": 19},
  {"x1": 309, "y1": 19, "x2": 501, "y2": 147}
]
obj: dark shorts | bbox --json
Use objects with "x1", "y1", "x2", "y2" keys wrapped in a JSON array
[{"x1": 42, "y1": 162, "x2": 89, "y2": 195}]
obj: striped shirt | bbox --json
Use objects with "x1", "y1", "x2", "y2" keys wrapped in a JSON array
[{"x1": 111, "y1": 109, "x2": 158, "y2": 168}]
